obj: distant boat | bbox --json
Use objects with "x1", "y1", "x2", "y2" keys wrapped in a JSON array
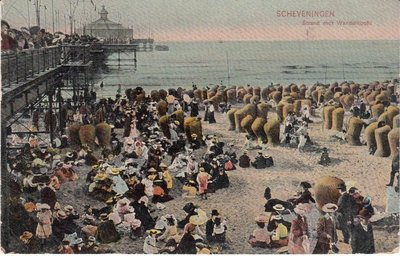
[{"x1": 155, "y1": 45, "x2": 169, "y2": 51}]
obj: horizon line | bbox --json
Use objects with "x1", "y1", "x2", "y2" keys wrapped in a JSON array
[{"x1": 155, "y1": 38, "x2": 400, "y2": 43}]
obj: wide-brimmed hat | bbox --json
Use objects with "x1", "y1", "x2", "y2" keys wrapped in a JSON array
[
  {"x1": 37, "y1": 203, "x2": 51, "y2": 210},
  {"x1": 64, "y1": 205, "x2": 74, "y2": 212},
  {"x1": 146, "y1": 229, "x2": 162, "y2": 235},
  {"x1": 191, "y1": 133, "x2": 198, "y2": 138},
  {"x1": 19, "y1": 231, "x2": 33, "y2": 242},
  {"x1": 255, "y1": 214, "x2": 269, "y2": 223},
  {"x1": 294, "y1": 203, "x2": 307, "y2": 214},
  {"x1": 53, "y1": 154, "x2": 61, "y2": 160},
  {"x1": 199, "y1": 167, "x2": 206, "y2": 172},
  {"x1": 148, "y1": 168, "x2": 157, "y2": 173},
  {"x1": 88, "y1": 236, "x2": 96, "y2": 242},
  {"x1": 159, "y1": 163, "x2": 168, "y2": 168},
  {"x1": 300, "y1": 181, "x2": 312, "y2": 189},
  {"x1": 211, "y1": 209, "x2": 220, "y2": 216},
  {"x1": 189, "y1": 213, "x2": 208, "y2": 225},
  {"x1": 117, "y1": 197, "x2": 130, "y2": 206},
  {"x1": 322, "y1": 203, "x2": 338, "y2": 213},
  {"x1": 94, "y1": 173, "x2": 108, "y2": 181},
  {"x1": 357, "y1": 209, "x2": 372, "y2": 220},
  {"x1": 274, "y1": 215, "x2": 283, "y2": 221},
  {"x1": 57, "y1": 210, "x2": 68, "y2": 219},
  {"x1": 111, "y1": 168, "x2": 120, "y2": 175},
  {"x1": 66, "y1": 152, "x2": 74, "y2": 158},
  {"x1": 273, "y1": 204, "x2": 285, "y2": 211},
  {"x1": 32, "y1": 158, "x2": 46, "y2": 167},
  {"x1": 99, "y1": 213, "x2": 109, "y2": 220}
]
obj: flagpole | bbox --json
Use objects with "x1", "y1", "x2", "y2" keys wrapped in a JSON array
[
  {"x1": 51, "y1": 0, "x2": 54, "y2": 33},
  {"x1": 27, "y1": 0, "x2": 31, "y2": 28}
]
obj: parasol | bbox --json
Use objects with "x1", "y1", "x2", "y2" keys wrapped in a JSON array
[{"x1": 189, "y1": 209, "x2": 208, "y2": 225}]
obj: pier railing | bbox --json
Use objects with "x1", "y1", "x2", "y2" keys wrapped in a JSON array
[
  {"x1": 1, "y1": 44, "x2": 92, "y2": 87},
  {"x1": 1, "y1": 46, "x2": 62, "y2": 87}
]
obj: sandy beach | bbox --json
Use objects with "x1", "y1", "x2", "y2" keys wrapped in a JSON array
[{"x1": 8, "y1": 105, "x2": 398, "y2": 254}]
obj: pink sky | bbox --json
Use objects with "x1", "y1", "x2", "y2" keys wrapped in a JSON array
[{"x1": 156, "y1": 23, "x2": 400, "y2": 42}]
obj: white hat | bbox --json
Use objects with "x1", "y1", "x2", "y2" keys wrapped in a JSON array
[{"x1": 322, "y1": 203, "x2": 338, "y2": 213}]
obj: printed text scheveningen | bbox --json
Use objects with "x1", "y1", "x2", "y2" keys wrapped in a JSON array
[{"x1": 277, "y1": 10, "x2": 335, "y2": 18}]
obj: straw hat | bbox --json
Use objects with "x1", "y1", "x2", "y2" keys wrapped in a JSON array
[
  {"x1": 88, "y1": 236, "x2": 96, "y2": 242},
  {"x1": 322, "y1": 203, "x2": 338, "y2": 213},
  {"x1": 64, "y1": 205, "x2": 74, "y2": 212},
  {"x1": 66, "y1": 152, "x2": 74, "y2": 158},
  {"x1": 199, "y1": 167, "x2": 206, "y2": 172},
  {"x1": 189, "y1": 212, "x2": 208, "y2": 225},
  {"x1": 274, "y1": 215, "x2": 283, "y2": 221},
  {"x1": 146, "y1": 229, "x2": 162, "y2": 235},
  {"x1": 111, "y1": 168, "x2": 120, "y2": 175},
  {"x1": 32, "y1": 158, "x2": 45, "y2": 167},
  {"x1": 255, "y1": 214, "x2": 269, "y2": 223},
  {"x1": 159, "y1": 163, "x2": 168, "y2": 169},
  {"x1": 148, "y1": 168, "x2": 157, "y2": 173},
  {"x1": 37, "y1": 203, "x2": 51, "y2": 210},
  {"x1": 57, "y1": 210, "x2": 68, "y2": 220},
  {"x1": 94, "y1": 173, "x2": 107, "y2": 181},
  {"x1": 273, "y1": 204, "x2": 285, "y2": 211},
  {"x1": 19, "y1": 231, "x2": 33, "y2": 242},
  {"x1": 117, "y1": 197, "x2": 131, "y2": 206},
  {"x1": 99, "y1": 213, "x2": 109, "y2": 221}
]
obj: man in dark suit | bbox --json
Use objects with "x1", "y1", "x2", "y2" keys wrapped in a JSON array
[
  {"x1": 313, "y1": 203, "x2": 338, "y2": 254},
  {"x1": 336, "y1": 183, "x2": 356, "y2": 244}
]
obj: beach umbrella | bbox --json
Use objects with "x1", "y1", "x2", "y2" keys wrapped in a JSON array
[
  {"x1": 183, "y1": 94, "x2": 192, "y2": 104},
  {"x1": 166, "y1": 95, "x2": 175, "y2": 104}
]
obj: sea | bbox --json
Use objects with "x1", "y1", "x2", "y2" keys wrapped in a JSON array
[{"x1": 95, "y1": 40, "x2": 399, "y2": 96}]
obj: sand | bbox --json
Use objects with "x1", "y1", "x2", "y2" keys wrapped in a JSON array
[{"x1": 7, "y1": 106, "x2": 399, "y2": 254}]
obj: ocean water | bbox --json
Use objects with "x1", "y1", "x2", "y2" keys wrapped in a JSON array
[{"x1": 96, "y1": 40, "x2": 399, "y2": 95}]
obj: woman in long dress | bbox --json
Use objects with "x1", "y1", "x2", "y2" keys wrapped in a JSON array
[
  {"x1": 35, "y1": 204, "x2": 53, "y2": 247},
  {"x1": 196, "y1": 168, "x2": 211, "y2": 200},
  {"x1": 129, "y1": 118, "x2": 138, "y2": 139},
  {"x1": 288, "y1": 204, "x2": 310, "y2": 254}
]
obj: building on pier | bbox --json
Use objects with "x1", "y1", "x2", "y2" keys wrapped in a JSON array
[{"x1": 81, "y1": 5, "x2": 133, "y2": 40}]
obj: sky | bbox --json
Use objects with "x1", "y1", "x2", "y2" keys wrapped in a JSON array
[{"x1": 1, "y1": 0, "x2": 399, "y2": 41}]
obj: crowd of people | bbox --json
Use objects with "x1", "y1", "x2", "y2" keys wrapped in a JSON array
[
  {"x1": 5, "y1": 85, "x2": 242, "y2": 254},
  {"x1": 246, "y1": 181, "x2": 377, "y2": 254},
  {"x1": 3, "y1": 76, "x2": 399, "y2": 254},
  {"x1": 1, "y1": 20, "x2": 99, "y2": 53}
]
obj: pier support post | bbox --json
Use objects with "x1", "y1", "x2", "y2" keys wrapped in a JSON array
[
  {"x1": 48, "y1": 91, "x2": 54, "y2": 145},
  {"x1": 134, "y1": 48, "x2": 137, "y2": 69},
  {"x1": 1, "y1": 118, "x2": 10, "y2": 251}
]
